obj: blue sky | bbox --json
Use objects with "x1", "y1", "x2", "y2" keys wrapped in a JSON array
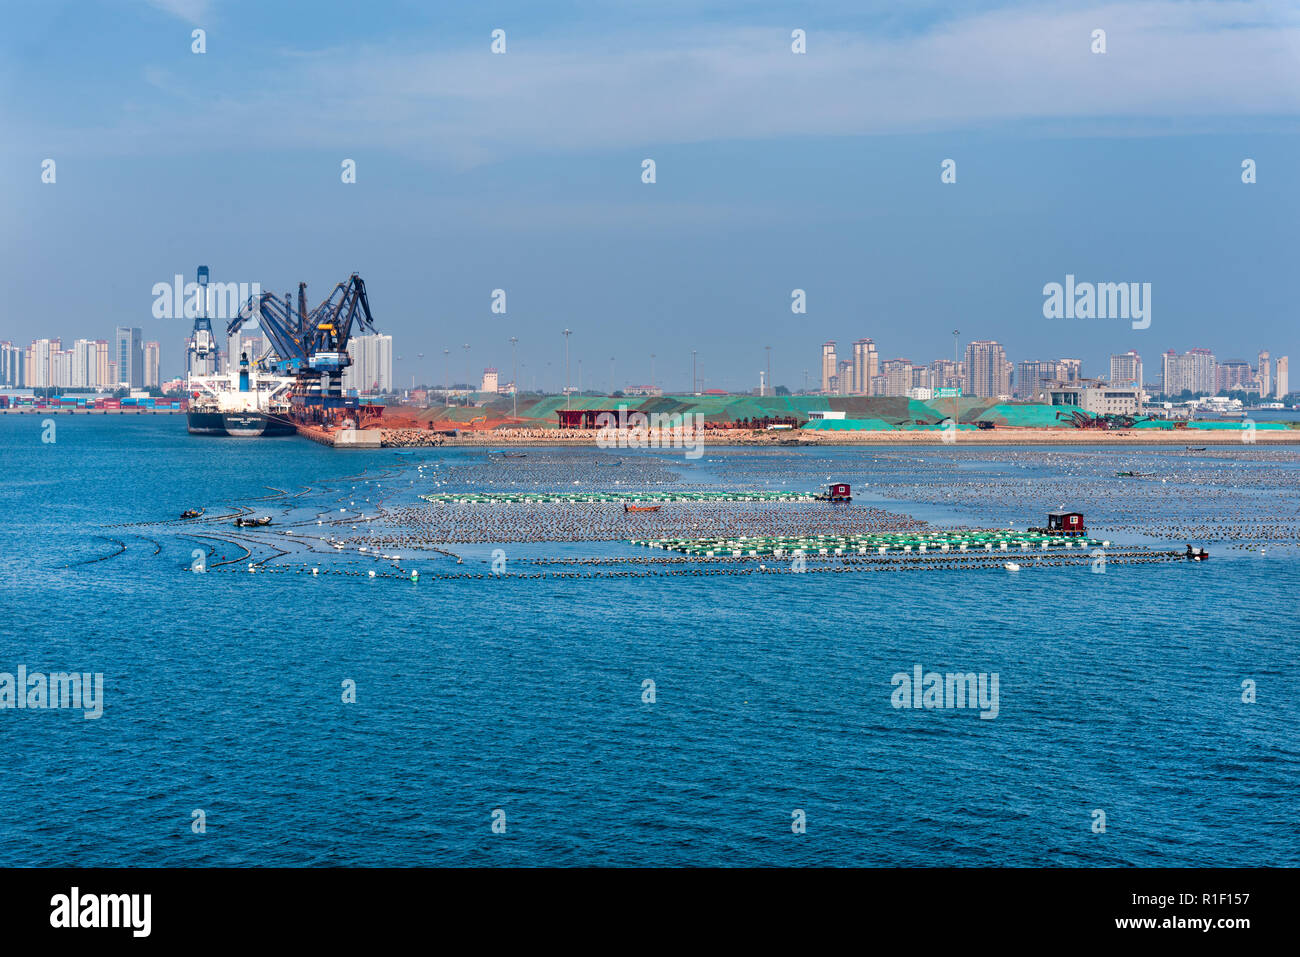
[{"x1": 2, "y1": 0, "x2": 1298, "y2": 390}]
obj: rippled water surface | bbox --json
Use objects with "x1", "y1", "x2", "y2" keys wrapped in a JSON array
[{"x1": 2, "y1": 416, "x2": 1296, "y2": 866}]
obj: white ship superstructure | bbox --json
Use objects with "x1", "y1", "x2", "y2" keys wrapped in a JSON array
[{"x1": 187, "y1": 352, "x2": 296, "y2": 436}]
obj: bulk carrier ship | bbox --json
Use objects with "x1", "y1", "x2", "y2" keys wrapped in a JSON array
[{"x1": 187, "y1": 352, "x2": 296, "y2": 437}]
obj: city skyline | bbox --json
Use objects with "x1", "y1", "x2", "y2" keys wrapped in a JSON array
[{"x1": 4, "y1": 322, "x2": 1291, "y2": 402}]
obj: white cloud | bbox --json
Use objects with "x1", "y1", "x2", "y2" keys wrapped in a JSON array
[
  {"x1": 142, "y1": 0, "x2": 211, "y2": 23},
  {"x1": 33, "y1": 1, "x2": 1300, "y2": 161}
]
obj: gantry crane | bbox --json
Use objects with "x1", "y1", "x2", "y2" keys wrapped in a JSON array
[{"x1": 227, "y1": 273, "x2": 379, "y2": 405}]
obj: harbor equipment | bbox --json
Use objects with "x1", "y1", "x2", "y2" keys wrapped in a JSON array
[{"x1": 226, "y1": 273, "x2": 380, "y2": 423}]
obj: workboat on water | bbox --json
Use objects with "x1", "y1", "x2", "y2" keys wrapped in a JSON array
[{"x1": 187, "y1": 352, "x2": 296, "y2": 437}]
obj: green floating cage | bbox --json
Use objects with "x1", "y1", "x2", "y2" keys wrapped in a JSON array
[{"x1": 630, "y1": 529, "x2": 1107, "y2": 557}]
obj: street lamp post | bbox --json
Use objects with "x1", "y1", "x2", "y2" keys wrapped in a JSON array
[
  {"x1": 562, "y1": 328, "x2": 572, "y2": 410},
  {"x1": 952, "y1": 329, "x2": 961, "y2": 427},
  {"x1": 509, "y1": 336, "x2": 519, "y2": 421},
  {"x1": 765, "y1": 345, "x2": 772, "y2": 396}
]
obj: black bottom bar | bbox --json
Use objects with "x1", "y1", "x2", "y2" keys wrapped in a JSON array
[{"x1": 0, "y1": 867, "x2": 1281, "y2": 944}]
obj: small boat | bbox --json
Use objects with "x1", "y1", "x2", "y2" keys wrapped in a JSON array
[
  {"x1": 234, "y1": 515, "x2": 273, "y2": 527},
  {"x1": 1003, "y1": 562, "x2": 1021, "y2": 572},
  {"x1": 180, "y1": 508, "x2": 204, "y2": 519},
  {"x1": 1115, "y1": 471, "x2": 1155, "y2": 478},
  {"x1": 1185, "y1": 447, "x2": 1206, "y2": 452},
  {"x1": 623, "y1": 503, "x2": 662, "y2": 513},
  {"x1": 1184, "y1": 545, "x2": 1209, "y2": 561}
]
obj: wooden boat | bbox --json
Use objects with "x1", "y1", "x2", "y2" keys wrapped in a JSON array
[
  {"x1": 623, "y1": 503, "x2": 662, "y2": 513},
  {"x1": 180, "y1": 508, "x2": 204, "y2": 519},
  {"x1": 1185, "y1": 447, "x2": 1207, "y2": 451},
  {"x1": 234, "y1": 515, "x2": 273, "y2": 527}
]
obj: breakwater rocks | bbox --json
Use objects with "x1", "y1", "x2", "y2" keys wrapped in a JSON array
[{"x1": 382, "y1": 428, "x2": 447, "y2": 448}]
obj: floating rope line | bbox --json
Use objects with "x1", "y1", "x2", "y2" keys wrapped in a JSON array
[{"x1": 420, "y1": 490, "x2": 819, "y2": 505}]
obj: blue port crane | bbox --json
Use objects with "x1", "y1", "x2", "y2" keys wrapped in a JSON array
[{"x1": 226, "y1": 273, "x2": 378, "y2": 402}]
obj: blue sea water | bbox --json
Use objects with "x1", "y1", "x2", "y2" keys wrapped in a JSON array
[{"x1": 1, "y1": 415, "x2": 1297, "y2": 867}]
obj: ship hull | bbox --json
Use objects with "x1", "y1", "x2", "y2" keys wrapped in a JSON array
[{"x1": 187, "y1": 411, "x2": 296, "y2": 437}]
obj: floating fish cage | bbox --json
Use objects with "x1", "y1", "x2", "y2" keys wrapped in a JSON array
[
  {"x1": 630, "y1": 530, "x2": 1109, "y2": 557},
  {"x1": 419, "y1": 491, "x2": 819, "y2": 505}
]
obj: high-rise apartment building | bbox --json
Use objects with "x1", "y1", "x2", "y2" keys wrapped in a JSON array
[
  {"x1": 1216, "y1": 359, "x2": 1253, "y2": 393},
  {"x1": 143, "y1": 341, "x2": 161, "y2": 388},
  {"x1": 71, "y1": 339, "x2": 100, "y2": 388},
  {"x1": 820, "y1": 342, "x2": 837, "y2": 394},
  {"x1": 115, "y1": 327, "x2": 143, "y2": 388},
  {"x1": 1057, "y1": 359, "x2": 1083, "y2": 382},
  {"x1": 1161, "y1": 348, "x2": 1216, "y2": 396},
  {"x1": 837, "y1": 360, "x2": 854, "y2": 395},
  {"x1": 964, "y1": 340, "x2": 1011, "y2": 398},
  {"x1": 1015, "y1": 360, "x2": 1061, "y2": 400},
  {"x1": 851, "y1": 339, "x2": 878, "y2": 396},
  {"x1": 881, "y1": 359, "x2": 913, "y2": 397},
  {"x1": 1109, "y1": 351, "x2": 1143, "y2": 389},
  {"x1": 95, "y1": 340, "x2": 110, "y2": 387},
  {"x1": 343, "y1": 334, "x2": 393, "y2": 393},
  {"x1": 51, "y1": 348, "x2": 72, "y2": 389},
  {"x1": 26, "y1": 338, "x2": 60, "y2": 388},
  {"x1": 0, "y1": 341, "x2": 23, "y2": 387},
  {"x1": 1257, "y1": 351, "x2": 1271, "y2": 397},
  {"x1": 1275, "y1": 356, "x2": 1289, "y2": 398},
  {"x1": 929, "y1": 359, "x2": 965, "y2": 392}
]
